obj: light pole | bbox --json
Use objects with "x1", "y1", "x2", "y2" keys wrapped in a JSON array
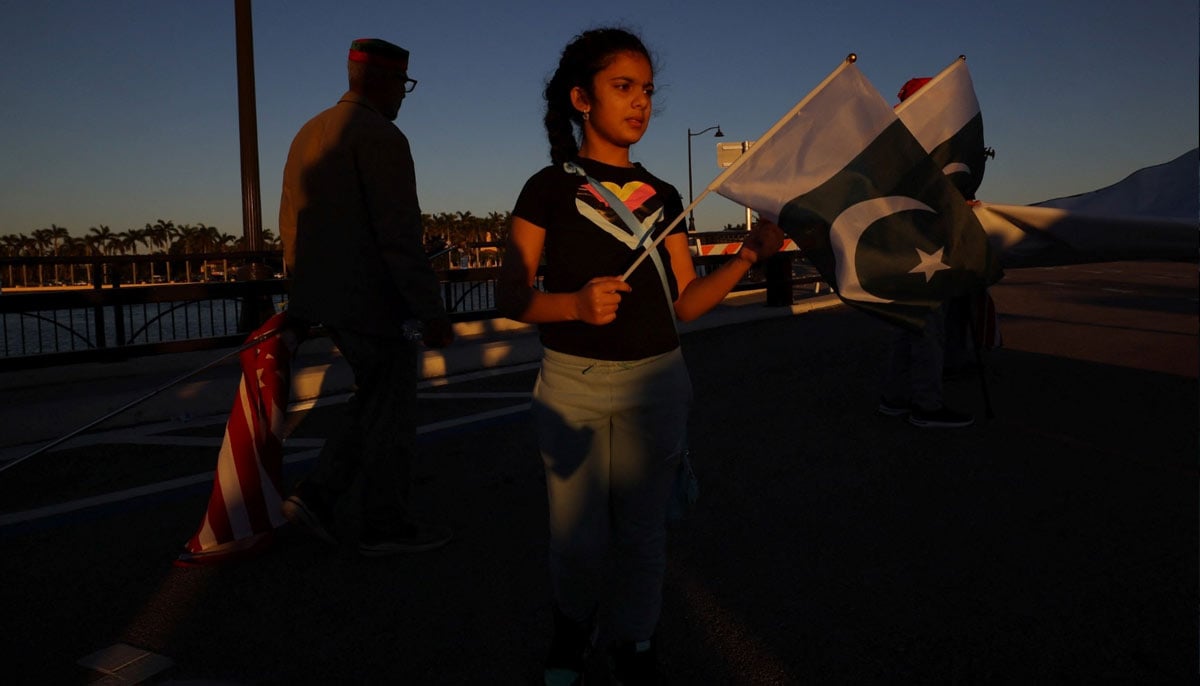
[{"x1": 687, "y1": 125, "x2": 724, "y2": 231}]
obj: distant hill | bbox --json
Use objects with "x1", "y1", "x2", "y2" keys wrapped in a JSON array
[{"x1": 1034, "y1": 148, "x2": 1198, "y2": 221}]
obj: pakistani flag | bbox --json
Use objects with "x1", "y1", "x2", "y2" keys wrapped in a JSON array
[
  {"x1": 712, "y1": 57, "x2": 999, "y2": 330},
  {"x1": 895, "y1": 56, "x2": 988, "y2": 200}
]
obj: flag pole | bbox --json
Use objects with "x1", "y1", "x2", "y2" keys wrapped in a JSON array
[
  {"x1": 622, "y1": 54, "x2": 860, "y2": 280},
  {"x1": 0, "y1": 323, "x2": 290, "y2": 476}
]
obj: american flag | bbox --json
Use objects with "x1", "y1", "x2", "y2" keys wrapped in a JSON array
[{"x1": 177, "y1": 311, "x2": 297, "y2": 564}]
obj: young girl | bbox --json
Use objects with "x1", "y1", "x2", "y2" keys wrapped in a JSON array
[{"x1": 497, "y1": 27, "x2": 782, "y2": 684}]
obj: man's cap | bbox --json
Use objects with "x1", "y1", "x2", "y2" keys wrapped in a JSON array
[
  {"x1": 897, "y1": 77, "x2": 932, "y2": 103},
  {"x1": 348, "y1": 38, "x2": 409, "y2": 69}
]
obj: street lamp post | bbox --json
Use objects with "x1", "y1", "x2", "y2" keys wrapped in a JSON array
[{"x1": 687, "y1": 125, "x2": 724, "y2": 231}]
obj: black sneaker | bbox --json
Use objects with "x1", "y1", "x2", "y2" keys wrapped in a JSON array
[
  {"x1": 908, "y1": 406, "x2": 974, "y2": 428},
  {"x1": 358, "y1": 521, "x2": 452, "y2": 556},
  {"x1": 281, "y1": 483, "x2": 337, "y2": 544},
  {"x1": 608, "y1": 638, "x2": 660, "y2": 686},
  {"x1": 544, "y1": 606, "x2": 597, "y2": 686},
  {"x1": 877, "y1": 397, "x2": 911, "y2": 417}
]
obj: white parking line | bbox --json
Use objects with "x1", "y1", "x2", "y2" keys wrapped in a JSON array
[
  {"x1": 0, "y1": 403, "x2": 532, "y2": 528},
  {"x1": 418, "y1": 392, "x2": 532, "y2": 399},
  {"x1": 418, "y1": 403, "x2": 531, "y2": 434}
]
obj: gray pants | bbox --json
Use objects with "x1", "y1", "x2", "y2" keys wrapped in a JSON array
[
  {"x1": 308, "y1": 327, "x2": 419, "y2": 531},
  {"x1": 532, "y1": 347, "x2": 692, "y2": 643}
]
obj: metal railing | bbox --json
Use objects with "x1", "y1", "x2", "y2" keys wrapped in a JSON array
[{"x1": 0, "y1": 252, "x2": 824, "y2": 370}]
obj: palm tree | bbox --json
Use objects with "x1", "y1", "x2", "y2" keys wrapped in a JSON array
[
  {"x1": 116, "y1": 228, "x2": 150, "y2": 283},
  {"x1": 0, "y1": 234, "x2": 19, "y2": 257},
  {"x1": 1, "y1": 233, "x2": 23, "y2": 286},
  {"x1": 30, "y1": 227, "x2": 54, "y2": 285},
  {"x1": 186, "y1": 223, "x2": 222, "y2": 280},
  {"x1": 142, "y1": 223, "x2": 168, "y2": 282},
  {"x1": 49, "y1": 224, "x2": 70, "y2": 283},
  {"x1": 18, "y1": 234, "x2": 36, "y2": 286},
  {"x1": 162, "y1": 221, "x2": 182, "y2": 281},
  {"x1": 237, "y1": 227, "x2": 280, "y2": 251},
  {"x1": 195, "y1": 223, "x2": 221, "y2": 254},
  {"x1": 147, "y1": 219, "x2": 174, "y2": 253},
  {"x1": 216, "y1": 232, "x2": 238, "y2": 279},
  {"x1": 49, "y1": 224, "x2": 69, "y2": 251},
  {"x1": 88, "y1": 225, "x2": 116, "y2": 255},
  {"x1": 143, "y1": 223, "x2": 164, "y2": 251},
  {"x1": 123, "y1": 228, "x2": 149, "y2": 255},
  {"x1": 172, "y1": 224, "x2": 199, "y2": 281},
  {"x1": 486, "y1": 211, "x2": 511, "y2": 244},
  {"x1": 159, "y1": 220, "x2": 178, "y2": 280},
  {"x1": 164, "y1": 220, "x2": 181, "y2": 249},
  {"x1": 60, "y1": 235, "x2": 90, "y2": 284},
  {"x1": 84, "y1": 231, "x2": 101, "y2": 256}
]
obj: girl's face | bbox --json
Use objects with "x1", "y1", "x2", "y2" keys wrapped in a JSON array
[{"x1": 572, "y1": 50, "x2": 654, "y2": 160}]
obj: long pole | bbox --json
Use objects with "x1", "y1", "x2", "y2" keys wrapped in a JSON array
[
  {"x1": 235, "y1": 0, "x2": 271, "y2": 333},
  {"x1": 686, "y1": 125, "x2": 721, "y2": 232},
  {"x1": 687, "y1": 129, "x2": 695, "y2": 231},
  {"x1": 234, "y1": 0, "x2": 263, "y2": 255}
]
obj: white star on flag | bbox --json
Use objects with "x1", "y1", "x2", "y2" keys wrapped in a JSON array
[{"x1": 909, "y1": 247, "x2": 951, "y2": 281}]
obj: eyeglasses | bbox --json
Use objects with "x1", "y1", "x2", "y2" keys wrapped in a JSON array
[{"x1": 401, "y1": 78, "x2": 418, "y2": 93}]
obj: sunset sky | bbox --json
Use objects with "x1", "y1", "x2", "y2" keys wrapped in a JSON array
[{"x1": 2, "y1": 0, "x2": 1195, "y2": 238}]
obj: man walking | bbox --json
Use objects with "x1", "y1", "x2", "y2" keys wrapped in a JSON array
[{"x1": 279, "y1": 38, "x2": 455, "y2": 555}]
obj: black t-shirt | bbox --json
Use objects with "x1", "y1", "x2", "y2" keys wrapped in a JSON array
[{"x1": 512, "y1": 158, "x2": 687, "y2": 361}]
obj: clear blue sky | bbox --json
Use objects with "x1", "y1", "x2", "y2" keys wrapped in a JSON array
[{"x1": 1, "y1": 0, "x2": 1196, "y2": 238}]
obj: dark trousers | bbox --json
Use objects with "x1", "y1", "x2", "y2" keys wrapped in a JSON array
[
  {"x1": 308, "y1": 327, "x2": 419, "y2": 530},
  {"x1": 882, "y1": 306, "x2": 947, "y2": 411}
]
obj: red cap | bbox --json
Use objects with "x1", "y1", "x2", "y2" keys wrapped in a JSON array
[
  {"x1": 897, "y1": 77, "x2": 932, "y2": 103},
  {"x1": 348, "y1": 38, "x2": 409, "y2": 69}
]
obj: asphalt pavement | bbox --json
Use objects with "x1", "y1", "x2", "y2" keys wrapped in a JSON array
[{"x1": 0, "y1": 261, "x2": 1195, "y2": 684}]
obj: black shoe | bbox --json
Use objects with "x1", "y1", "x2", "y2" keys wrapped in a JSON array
[
  {"x1": 908, "y1": 405, "x2": 974, "y2": 428},
  {"x1": 281, "y1": 483, "x2": 337, "y2": 544},
  {"x1": 608, "y1": 638, "x2": 661, "y2": 686},
  {"x1": 544, "y1": 606, "x2": 597, "y2": 686},
  {"x1": 358, "y1": 520, "x2": 452, "y2": 556},
  {"x1": 876, "y1": 397, "x2": 910, "y2": 417}
]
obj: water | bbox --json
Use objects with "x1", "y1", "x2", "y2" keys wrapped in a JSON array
[
  {"x1": 2, "y1": 281, "x2": 499, "y2": 359},
  {"x1": 1, "y1": 298, "x2": 268, "y2": 357}
]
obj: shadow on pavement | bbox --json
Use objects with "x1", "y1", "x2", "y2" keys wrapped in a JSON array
[{"x1": 0, "y1": 289, "x2": 1195, "y2": 683}]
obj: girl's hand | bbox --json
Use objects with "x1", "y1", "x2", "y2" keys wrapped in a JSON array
[
  {"x1": 574, "y1": 276, "x2": 632, "y2": 325},
  {"x1": 739, "y1": 219, "x2": 785, "y2": 265}
]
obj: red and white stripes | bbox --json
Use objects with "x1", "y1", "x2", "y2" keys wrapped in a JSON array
[{"x1": 178, "y1": 312, "x2": 296, "y2": 564}]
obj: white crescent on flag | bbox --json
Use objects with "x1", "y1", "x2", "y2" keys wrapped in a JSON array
[{"x1": 830, "y1": 196, "x2": 936, "y2": 304}]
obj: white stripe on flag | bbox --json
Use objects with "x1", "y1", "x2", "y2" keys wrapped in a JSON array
[
  {"x1": 221, "y1": 382, "x2": 254, "y2": 539},
  {"x1": 713, "y1": 61, "x2": 895, "y2": 223},
  {"x1": 619, "y1": 55, "x2": 869, "y2": 281},
  {"x1": 894, "y1": 57, "x2": 979, "y2": 153},
  {"x1": 197, "y1": 517, "x2": 217, "y2": 550},
  {"x1": 212, "y1": 428, "x2": 240, "y2": 539}
]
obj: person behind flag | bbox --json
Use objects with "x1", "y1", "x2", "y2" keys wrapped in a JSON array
[
  {"x1": 278, "y1": 37, "x2": 456, "y2": 556},
  {"x1": 876, "y1": 77, "x2": 975, "y2": 428},
  {"x1": 895, "y1": 73, "x2": 999, "y2": 375},
  {"x1": 497, "y1": 27, "x2": 782, "y2": 684}
]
